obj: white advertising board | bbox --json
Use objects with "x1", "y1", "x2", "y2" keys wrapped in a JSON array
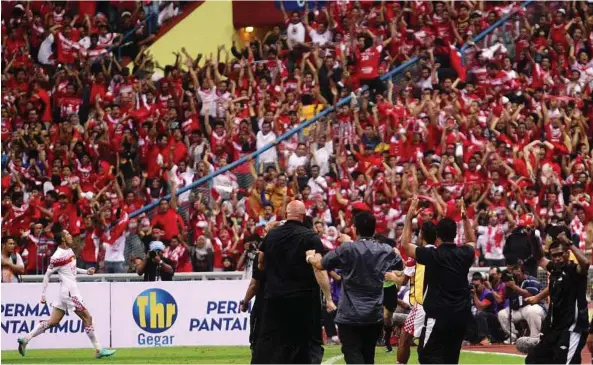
[
  {"x1": 1, "y1": 282, "x2": 111, "y2": 350},
  {"x1": 110, "y1": 280, "x2": 251, "y2": 348}
]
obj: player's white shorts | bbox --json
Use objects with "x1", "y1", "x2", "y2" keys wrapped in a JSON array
[
  {"x1": 52, "y1": 293, "x2": 87, "y2": 314},
  {"x1": 403, "y1": 304, "x2": 425, "y2": 338}
]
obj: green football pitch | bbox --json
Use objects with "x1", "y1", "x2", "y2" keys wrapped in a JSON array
[{"x1": 2, "y1": 346, "x2": 524, "y2": 364}]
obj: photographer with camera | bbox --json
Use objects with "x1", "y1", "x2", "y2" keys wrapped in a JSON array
[
  {"x1": 485, "y1": 267, "x2": 506, "y2": 308},
  {"x1": 239, "y1": 234, "x2": 264, "y2": 358},
  {"x1": 468, "y1": 273, "x2": 506, "y2": 345},
  {"x1": 497, "y1": 258, "x2": 545, "y2": 342},
  {"x1": 240, "y1": 243, "x2": 265, "y2": 358},
  {"x1": 133, "y1": 241, "x2": 175, "y2": 281},
  {"x1": 238, "y1": 235, "x2": 263, "y2": 280}
]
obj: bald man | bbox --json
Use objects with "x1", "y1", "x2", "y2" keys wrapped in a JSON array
[{"x1": 252, "y1": 200, "x2": 335, "y2": 364}]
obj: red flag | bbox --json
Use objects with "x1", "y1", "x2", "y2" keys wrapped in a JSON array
[{"x1": 449, "y1": 45, "x2": 467, "y2": 82}]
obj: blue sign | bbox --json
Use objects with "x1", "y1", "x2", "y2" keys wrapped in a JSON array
[{"x1": 275, "y1": 0, "x2": 328, "y2": 12}]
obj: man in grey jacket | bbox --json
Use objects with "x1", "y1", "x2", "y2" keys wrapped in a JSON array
[{"x1": 306, "y1": 211, "x2": 402, "y2": 364}]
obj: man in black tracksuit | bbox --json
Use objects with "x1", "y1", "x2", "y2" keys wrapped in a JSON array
[
  {"x1": 526, "y1": 234, "x2": 590, "y2": 364},
  {"x1": 400, "y1": 199, "x2": 476, "y2": 364}
]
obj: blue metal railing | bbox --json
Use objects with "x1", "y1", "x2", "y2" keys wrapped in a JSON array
[
  {"x1": 103, "y1": 11, "x2": 158, "y2": 60},
  {"x1": 128, "y1": 0, "x2": 534, "y2": 220},
  {"x1": 460, "y1": 0, "x2": 534, "y2": 58}
]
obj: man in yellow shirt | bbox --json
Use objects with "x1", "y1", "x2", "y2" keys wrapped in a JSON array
[{"x1": 269, "y1": 173, "x2": 293, "y2": 212}]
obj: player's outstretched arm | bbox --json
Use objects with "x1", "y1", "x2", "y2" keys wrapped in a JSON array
[
  {"x1": 76, "y1": 267, "x2": 96, "y2": 275},
  {"x1": 401, "y1": 197, "x2": 419, "y2": 258},
  {"x1": 461, "y1": 200, "x2": 476, "y2": 250},
  {"x1": 560, "y1": 232, "x2": 590, "y2": 274}
]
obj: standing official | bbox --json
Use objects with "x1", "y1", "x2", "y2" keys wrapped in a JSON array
[
  {"x1": 400, "y1": 198, "x2": 476, "y2": 364},
  {"x1": 377, "y1": 236, "x2": 400, "y2": 353},
  {"x1": 252, "y1": 201, "x2": 335, "y2": 364},
  {"x1": 240, "y1": 247, "x2": 265, "y2": 357},
  {"x1": 306, "y1": 211, "x2": 402, "y2": 364},
  {"x1": 525, "y1": 233, "x2": 590, "y2": 364}
]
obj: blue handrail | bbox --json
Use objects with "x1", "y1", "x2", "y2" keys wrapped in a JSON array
[
  {"x1": 102, "y1": 11, "x2": 158, "y2": 60},
  {"x1": 128, "y1": 0, "x2": 534, "y2": 219},
  {"x1": 460, "y1": 0, "x2": 534, "y2": 53}
]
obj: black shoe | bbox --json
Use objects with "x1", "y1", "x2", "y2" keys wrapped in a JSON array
[{"x1": 385, "y1": 338, "x2": 393, "y2": 352}]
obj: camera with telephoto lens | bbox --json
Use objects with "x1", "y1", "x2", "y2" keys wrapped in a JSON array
[
  {"x1": 149, "y1": 250, "x2": 158, "y2": 259},
  {"x1": 501, "y1": 270, "x2": 514, "y2": 283},
  {"x1": 245, "y1": 235, "x2": 262, "y2": 253},
  {"x1": 247, "y1": 242, "x2": 258, "y2": 253}
]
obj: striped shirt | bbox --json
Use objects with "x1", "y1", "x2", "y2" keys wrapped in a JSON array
[{"x1": 509, "y1": 275, "x2": 543, "y2": 311}]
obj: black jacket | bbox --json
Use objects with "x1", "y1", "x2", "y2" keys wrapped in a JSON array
[{"x1": 503, "y1": 227, "x2": 539, "y2": 276}]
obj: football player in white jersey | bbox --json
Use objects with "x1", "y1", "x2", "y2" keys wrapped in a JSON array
[{"x1": 18, "y1": 228, "x2": 116, "y2": 359}]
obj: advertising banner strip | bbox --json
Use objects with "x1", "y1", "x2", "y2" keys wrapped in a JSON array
[
  {"x1": 1, "y1": 281, "x2": 251, "y2": 349},
  {"x1": 1, "y1": 283, "x2": 110, "y2": 350},
  {"x1": 110, "y1": 281, "x2": 251, "y2": 348}
]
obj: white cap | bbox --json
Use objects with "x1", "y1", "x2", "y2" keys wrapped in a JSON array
[{"x1": 149, "y1": 241, "x2": 165, "y2": 252}]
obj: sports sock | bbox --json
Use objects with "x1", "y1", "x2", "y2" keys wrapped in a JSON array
[
  {"x1": 24, "y1": 321, "x2": 50, "y2": 343},
  {"x1": 85, "y1": 325, "x2": 102, "y2": 351}
]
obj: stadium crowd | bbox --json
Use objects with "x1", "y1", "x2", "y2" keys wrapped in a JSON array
[{"x1": 1, "y1": 0, "x2": 593, "y2": 292}]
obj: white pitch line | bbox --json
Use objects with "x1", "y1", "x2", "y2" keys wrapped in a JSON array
[
  {"x1": 322, "y1": 354, "x2": 344, "y2": 364},
  {"x1": 462, "y1": 349, "x2": 526, "y2": 358},
  {"x1": 321, "y1": 349, "x2": 525, "y2": 364}
]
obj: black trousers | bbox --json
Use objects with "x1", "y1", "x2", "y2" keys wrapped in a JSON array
[
  {"x1": 472, "y1": 311, "x2": 506, "y2": 343},
  {"x1": 252, "y1": 293, "x2": 322, "y2": 364},
  {"x1": 322, "y1": 309, "x2": 338, "y2": 338},
  {"x1": 337, "y1": 323, "x2": 383, "y2": 364},
  {"x1": 383, "y1": 285, "x2": 398, "y2": 313},
  {"x1": 418, "y1": 313, "x2": 469, "y2": 364},
  {"x1": 249, "y1": 311, "x2": 260, "y2": 354},
  {"x1": 526, "y1": 330, "x2": 587, "y2": 364}
]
